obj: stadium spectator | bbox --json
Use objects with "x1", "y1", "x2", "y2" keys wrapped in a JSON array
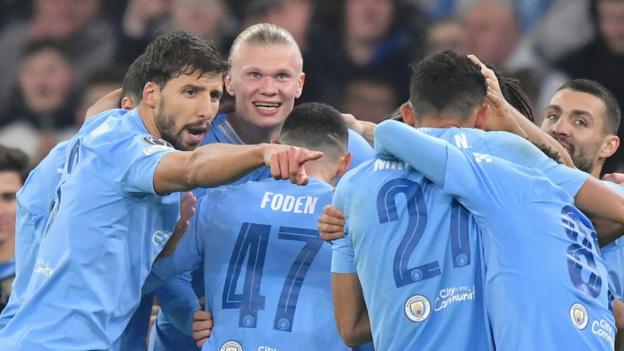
[
  {"x1": 0, "y1": 40, "x2": 77, "y2": 163},
  {"x1": 0, "y1": 0, "x2": 115, "y2": 114},
  {"x1": 303, "y1": 0, "x2": 423, "y2": 106}
]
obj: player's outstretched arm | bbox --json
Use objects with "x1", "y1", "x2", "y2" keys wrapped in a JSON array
[
  {"x1": 332, "y1": 273, "x2": 372, "y2": 347},
  {"x1": 575, "y1": 178, "x2": 624, "y2": 246},
  {"x1": 153, "y1": 143, "x2": 323, "y2": 195},
  {"x1": 374, "y1": 120, "x2": 448, "y2": 186},
  {"x1": 85, "y1": 88, "x2": 123, "y2": 119}
]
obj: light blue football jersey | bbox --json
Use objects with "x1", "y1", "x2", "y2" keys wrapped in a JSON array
[
  {"x1": 153, "y1": 178, "x2": 351, "y2": 351},
  {"x1": 600, "y1": 182, "x2": 624, "y2": 298},
  {"x1": 0, "y1": 109, "x2": 181, "y2": 351},
  {"x1": 374, "y1": 122, "x2": 615, "y2": 350},
  {"x1": 152, "y1": 111, "x2": 375, "y2": 350},
  {"x1": 332, "y1": 157, "x2": 492, "y2": 351},
  {"x1": 0, "y1": 110, "x2": 118, "y2": 330}
]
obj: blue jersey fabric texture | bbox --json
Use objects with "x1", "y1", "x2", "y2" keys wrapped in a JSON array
[
  {"x1": 152, "y1": 111, "x2": 374, "y2": 350},
  {"x1": 332, "y1": 157, "x2": 492, "y2": 351},
  {"x1": 600, "y1": 181, "x2": 624, "y2": 298},
  {"x1": 0, "y1": 110, "x2": 114, "y2": 330},
  {"x1": 374, "y1": 121, "x2": 615, "y2": 350},
  {"x1": 153, "y1": 177, "x2": 350, "y2": 351},
  {"x1": 0, "y1": 109, "x2": 180, "y2": 351}
]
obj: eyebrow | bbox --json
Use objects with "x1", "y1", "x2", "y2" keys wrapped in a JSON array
[
  {"x1": 181, "y1": 84, "x2": 206, "y2": 92},
  {"x1": 545, "y1": 105, "x2": 593, "y2": 119}
]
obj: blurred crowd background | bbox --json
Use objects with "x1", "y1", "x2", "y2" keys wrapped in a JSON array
[{"x1": 0, "y1": 0, "x2": 622, "y2": 172}]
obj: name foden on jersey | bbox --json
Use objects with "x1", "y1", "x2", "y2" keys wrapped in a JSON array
[{"x1": 260, "y1": 192, "x2": 318, "y2": 215}]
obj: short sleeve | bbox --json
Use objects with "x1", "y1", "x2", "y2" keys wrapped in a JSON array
[
  {"x1": 118, "y1": 134, "x2": 179, "y2": 194},
  {"x1": 331, "y1": 237, "x2": 356, "y2": 273},
  {"x1": 330, "y1": 180, "x2": 356, "y2": 273}
]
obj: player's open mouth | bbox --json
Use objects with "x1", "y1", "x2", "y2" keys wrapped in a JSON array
[
  {"x1": 253, "y1": 102, "x2": 281, "y2": 113},
  {"x1": 186, "y1": 127, "x2": 207, "y2": 143}
]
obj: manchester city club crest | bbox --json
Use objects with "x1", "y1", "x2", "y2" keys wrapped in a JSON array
[
  {"x1": 405, "y1": 294, "x2": 431, "y2": 322},
  {"x1": 569, "y1": 303, "x2": 589, "y2": 330},
  {"x1": 220, "y1": 340, "x2": 243, "y2": 351}
]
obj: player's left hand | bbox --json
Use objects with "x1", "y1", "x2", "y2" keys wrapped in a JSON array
[
  {"x1": 157, "y1": 192, "x2": 196, "y2": 260},
  {"x1": 192, "y1": 300, "x2": 213, "y2": 348},
  {"x1": 604, "y1": 173, "x2": 624, "y2": 185},
  {"x1": 318, "y1": 205, "x2": 346, "y2": 241}
]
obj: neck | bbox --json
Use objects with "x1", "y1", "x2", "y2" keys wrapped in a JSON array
[
  {"x1": 305, "y1": 160, "x2": 337, "y2": 185},
  {"x1": 0, "y1": 236, "x2": 14, "y2": 262},
  {"x1": 228, "y1": 111, "x2": 281, "y2": 144},
  {"x1": 590, "y1": 162, "x2": 604, "y2": 179},
  {"x1": 138, "y1": 105, "x2": 161, "y2": 138}
]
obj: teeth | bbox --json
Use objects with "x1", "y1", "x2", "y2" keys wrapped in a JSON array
[{"x1": 254, "y1": 103, "x2": 279, "y2": 109}]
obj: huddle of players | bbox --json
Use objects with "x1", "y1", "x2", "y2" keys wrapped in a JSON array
[{"x1": 0, "y1": 22, "x2": 624, "y2": 351}]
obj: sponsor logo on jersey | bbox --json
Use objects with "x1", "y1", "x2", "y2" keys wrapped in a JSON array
[
  {"x1": 570, "y1": 303, "x2": 589, "y2": 330},
  {"x1": 434, "y1": 285, "x2": 476, "y2": 311},
  {"x1": 592, "y1": 319, "x2": 615, "y2": 345},
  {"x1": 33, "y1": 259, "x2": 54, "y2": 277},
  {"x1": 221, "y1": 340, "x2": 243, "y2": 351},
  {"x1": 405, "y1": 294, "x2": 431, "y2": 322}
]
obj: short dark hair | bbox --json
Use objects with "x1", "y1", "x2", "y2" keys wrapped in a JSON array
[
  {"x1": 0, "y1": 145, "x2": 30, "y2": 183},
  {"x1": 409, "y1": 50, "x2": 486, "y2": 119},
  {"x1": 121, "y1": 54, "x2": 145, "y2": 103},
  {"x1": 280, "y1": 102, "x2": 348, "y2": 160},
  {"x1": 557, "y1": 79, "x2": 621, "y2": 135},
  {"x1": 123, "y1": 31, "x2": 229, "y2": 102}
]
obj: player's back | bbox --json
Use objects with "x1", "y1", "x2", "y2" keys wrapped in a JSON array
[
  {"x1": 0, "y1": 109, "x2": 120, "y2": 330},
  {"x1": 196, "y1": 178, "x2": 349, "y2": 351},
  {"x1": 0, "y1": 109, "x2": 180, "y2": 350},
  {"x1": 423, "y1": 136, "x2": 615, "y2": 350},
  {"x1": 333, "y1": 158, "x2": 492, "y2": 351}
]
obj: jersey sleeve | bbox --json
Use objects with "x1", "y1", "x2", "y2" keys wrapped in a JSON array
[
  {"x1": 119, "y1": 134, "x2": 179, "y2": 194},
  {"x1": 90, "y1": 131, "x2": 179, "y2": 195},
  {"x1": 154, "y1": 271, "x2": 200, "y2": 336},
  {"x1": 374, "y1": 120, "x2": 529, "y2": 213},
  {"x1": 347, "y1": 129, "x2": 375, "y2": 170},
  {"x1": 489, "y1": 131, "x2": 589, "y2": 197},
  {"x1": 330, "y1": 175, "x2": 356, "y2": 273}
]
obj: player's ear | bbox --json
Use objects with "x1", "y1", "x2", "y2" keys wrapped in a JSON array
[
  {"x1": 599, "y1": 135, "x2": 620, "y2": 159},
  {"x1": 295, "y1": 72, "x2": 305, "y2": 98},
  {"x1": 400, "y1": 102, "x2": 416, "y2": 127},
  {"x1": 336, "y1": 153, "x2": 352, "y2": 179},
  {"x1": 224, "y1": 74, "x2": 234, "y2": 96},
  {"x1": 473, "y1": 102, "x2": 490, "y2": 130},
  {"x1": 120, "y1": 96, "x2": 134, "y2": 110},
  {"x1": 143, "y1": 82, "x2": 160, "y2": 108}
]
